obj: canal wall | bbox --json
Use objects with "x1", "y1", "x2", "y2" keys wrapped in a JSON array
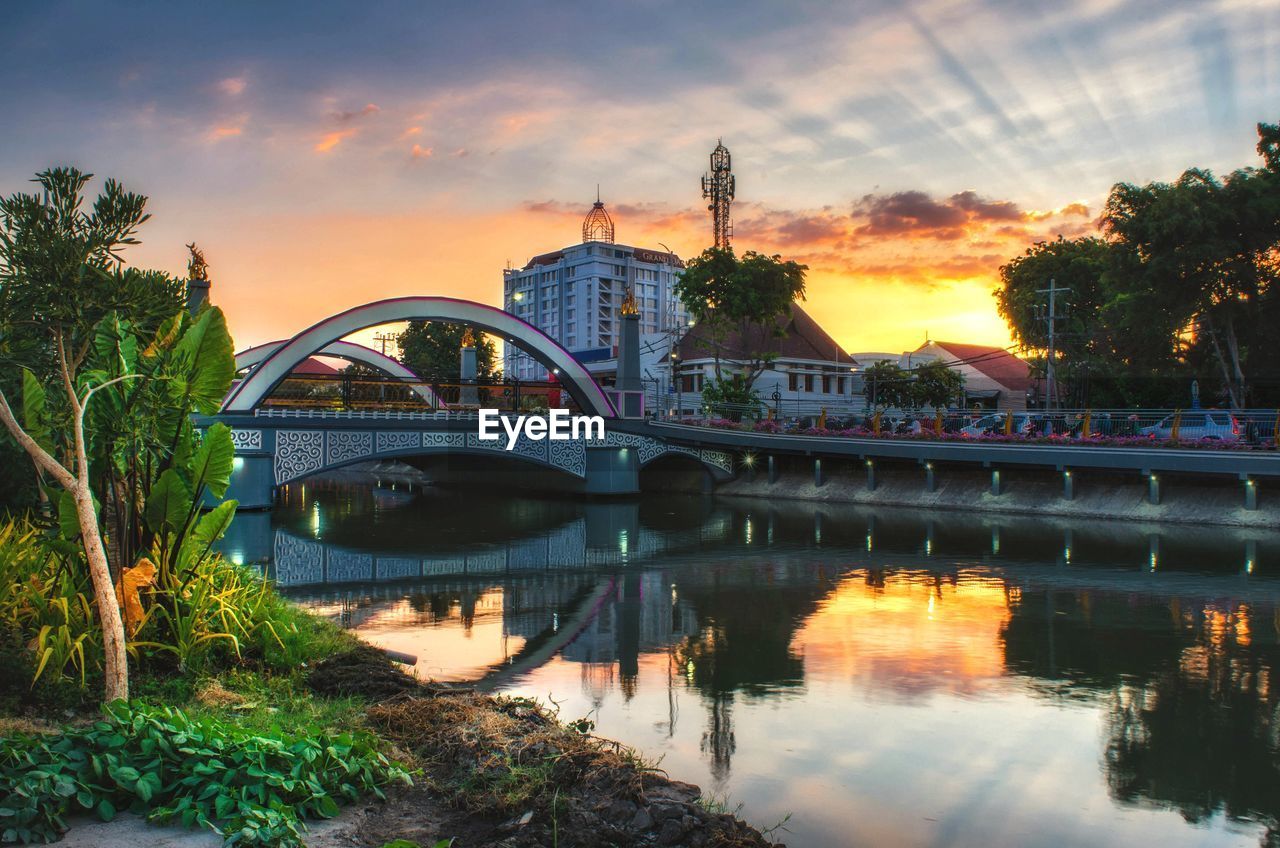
[{"x1": 670, "y1": 456, "x2": 1278, "y2": 528}]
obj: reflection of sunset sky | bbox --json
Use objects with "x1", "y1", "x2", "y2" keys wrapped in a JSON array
[
  {"x1": 4, "y1": 2, "x2": 1276, "y2": 352},
  {"x1": 793, "y1": 570, "x2": 1012, "y2": 698},
  {"x1": 314, "y1": 589, "x2": 526, "y2": 682}
]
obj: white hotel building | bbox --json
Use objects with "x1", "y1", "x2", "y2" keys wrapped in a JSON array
[{"x1": 502, "y1": 199, "x2": 690, "y2": 381}]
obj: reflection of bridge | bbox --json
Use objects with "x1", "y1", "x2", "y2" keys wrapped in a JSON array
[{"x1": 210, "y1": 295, "x2": 1280, "y2": 511}]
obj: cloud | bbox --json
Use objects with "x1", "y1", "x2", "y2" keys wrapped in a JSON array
[
  {"x1": 410, "y1": 144, "x2": 433, "y2": 159},
  {"x1": 315, "y1": 128, "x2": 357, "y2": 153},
  {"x1": 207, "y1": 125, "x2": 243, "y2": 141},
  {"x1": 331, "y1": 103, "x2": 380, "y2": 123},
  {"x1": 854, "y1": 190, "x2": 1035, "y2": 240},
  {"x1": 857, "y1": 191, "x2": 970, "y2": 238},
  {"x1": 400, "y1": 126, "x2": 423, "y2": 138},
  {"x1": 216, "y1": 76, "x2": 247, "y2": 97}
]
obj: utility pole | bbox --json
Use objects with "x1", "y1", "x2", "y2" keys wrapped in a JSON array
[
  {"x1": 373, "y1": 331, "x2": 398, "y2": 359},
  {"x1": 1035, "y1": 279, "x2": 1070, "y2": 410}
]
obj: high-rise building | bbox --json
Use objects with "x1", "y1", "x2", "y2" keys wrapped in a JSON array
[{"x1": 503, "y1": 197, "x2": 690, "y2": 380}]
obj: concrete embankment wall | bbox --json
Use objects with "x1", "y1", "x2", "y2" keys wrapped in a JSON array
[{"x1": 669, "y1": 455, "x2": 1278, "y2": 528}]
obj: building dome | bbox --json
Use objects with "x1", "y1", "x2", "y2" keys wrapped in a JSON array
[{"x1": 582, "y1": 196, "x2": 615, "y2": 244}]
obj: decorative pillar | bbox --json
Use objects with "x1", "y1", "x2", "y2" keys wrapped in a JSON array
[
  {"x1": 617, "y1": 304, "x2": 641, "y2": 392},
  {"x1": 185, "y1": 242, "x2": 211, "y2": 314},
  {"x1": 460, "y1": 327, "x2": 479, "y2": 406}
]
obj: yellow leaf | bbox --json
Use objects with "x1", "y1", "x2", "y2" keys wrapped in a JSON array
[{"x1": 115, "y1": 558, "x2": 158, "y2": 637}]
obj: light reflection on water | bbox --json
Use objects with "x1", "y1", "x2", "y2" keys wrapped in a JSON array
[{"x1": 221, "y1": 479, "x2": 1280, "y2": 848}]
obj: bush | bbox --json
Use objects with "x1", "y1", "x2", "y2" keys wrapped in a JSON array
[
  {"x1": 0, "y1": 516, "x2": 353, "y2": 700},
  {"x1": 0, "y1": 700, "x2": 411, "y2": 846}
]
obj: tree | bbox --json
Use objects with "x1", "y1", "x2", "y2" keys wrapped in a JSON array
[
  {"x1": 701, "y1": 374, "x2": 762, "y2": 420},
  {"x1": 996, "y1": 121, "x2": 1280, "y2": 408},
  {"x1": 396, "y1": 321, "x2": 497, "y2": 381},
  {"x1": 0, "y1": 168, "x2": 235, "y2": 702},
  {"x1": 912, "y1": 359, "x2": 965, "y2": 409},
  {"x1": 675, "y1": 248, "x2": 807, "y2": 391},
  {"x1": 861, "y1": 361, "x2": 912, "y2": 411}
]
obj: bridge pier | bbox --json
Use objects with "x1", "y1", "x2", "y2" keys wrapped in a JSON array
[
  {"x1": 224, "y1": 453, "x2": 275, "y2": 510},
  {"x1": 814, "y1": 458, "x2": 825, "y2": 488},
  {"x1": 584, "y1": 446, "x2": 640, "y2": 495},
  {"x1": 923, "y1": 461, "x2": 936, "y2": 493},
  {"x1": 989, "y1": 466, "x2": 1003, "y2": 496},
  {"x1": 865, "y1": 459, "x2": 877, "y2": 491},
  {"x1": 1062, "y1": 469, "x2": 1074, "y2": 501},
  {"x1": 768, "y1": 455, "x2": 778, "y2": 485},
  {"x1": 1243, "y1": 475, "x2": 1258, "y2": 510},
  {"x1": 1145, "y1": 471, "x2": 1161, "y2": 505}
]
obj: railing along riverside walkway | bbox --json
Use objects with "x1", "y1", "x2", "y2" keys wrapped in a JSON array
[{"x1": 606, "y1": 412, "x2": 1280, "y2": 510}]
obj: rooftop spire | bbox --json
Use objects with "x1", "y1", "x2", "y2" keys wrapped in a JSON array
[{"x1": 582, "y1": 191, "x2": 615, "y2": 244}]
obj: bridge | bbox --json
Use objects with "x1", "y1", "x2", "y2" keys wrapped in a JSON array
[
  {"x1": 212, "y1": 296, "x2": 734, "y2": 507},
  {"x1": 210, "y1": 296, "x2": 1280, "y2": 512}
]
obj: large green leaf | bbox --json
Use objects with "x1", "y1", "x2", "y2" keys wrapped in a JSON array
[
  {"x1": 92, "y1": 312, "x2": 138, "y2": 378},
  {"x1": 56, "y1": 489, "x2": 98, "y2": 541},
  {"x1": 145, "y1": 469, "x2": 193, "y2": 535},
  {"x1": 190, "y1": 500, "x2": 238, "y2": 551},
  {"x1": 190, "y1": 423, "x2": 235, "y2": 499},
  {"x1": 174, "y1": 307, "x2": 234, "y2": 415},
  {"x1": 21, "y1": 368, "x2": 52, "y2": 453}
]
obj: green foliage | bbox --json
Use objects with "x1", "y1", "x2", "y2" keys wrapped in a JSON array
[
  {"x1": 0, "y1": 522, "x2": 99, "y2": 699},
  {"x1": 675, "y1": 248, "x2": 807, "y2": 390},
  {"x1": 701, "y1": 375, "x2": 763, "y2": 420},
  {"x1": 997, "y1": 121, "x2": 1280, "y2": 407},
  {"x1": 913, "y1": 360, "x2": 965, "y2": 410},
  {"x1": 860, "y1": 360, "x2": 963, "y2": 410},
  {"x1": 862, "y1": 361, "x2": 912, "y2": 411},
  {"x1": 0, "y1": 701, "x2": 411, "y2": 847},
  {"x1": 396, "y1": 322, "x2": 496, "y2": 381}
]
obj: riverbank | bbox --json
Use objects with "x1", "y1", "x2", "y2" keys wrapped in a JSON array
[
  {"x1": 700, "y1": 459, "x2": 1278, "y2": 528},
  {"x1": 1, "y1": 633, "x2": 779, "y2": 848}
]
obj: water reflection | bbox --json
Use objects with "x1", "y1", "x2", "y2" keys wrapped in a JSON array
[{"x1": 220, "y1": 479, "x2": 1280, "y2": 847}]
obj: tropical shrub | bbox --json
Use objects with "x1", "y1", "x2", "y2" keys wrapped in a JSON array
[{"x1": 0, "y1": 700, "x2": 411, "y2": 847}]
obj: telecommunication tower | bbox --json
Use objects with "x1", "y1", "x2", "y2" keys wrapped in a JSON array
[{"x1": 702, "y1": 139, "x2": 735, "y2": 250}]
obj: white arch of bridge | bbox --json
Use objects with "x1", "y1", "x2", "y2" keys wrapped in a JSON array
[
  {"x1": 233, "y1": 339, "x2": 444, "y2": 407},
  {"x1": 221, "y1": 297, "x2": 617, "y2": 417}
]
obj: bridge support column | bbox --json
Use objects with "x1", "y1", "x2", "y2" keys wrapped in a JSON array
[
  {"x1": 223, "y1": 454, "x2": 275, "y2": 511},
  {"x1": 1062, "y1": 469, "x2": 1074, "y2": 501},
  {"x1": 1243, "y1": 476, "x2": 1258, "y2": 510},
  {"x1": 584, "y1": 446, "x2": 640, "y2": 495},
  {"x1": 865, "y1": 459, "x2": 877, "y2": 491},
  {"x1": 923, "y1": 461, "x2": 936, "y2": 493},
  {"x1": 1145, "y1": 471, "x2": 1161, "y2": 505},
  {"x1": 814, "y1": 458, "x2": 825, "y2": 488},
  {"x1": 989, "y1": 467, "x2": 1003, "y2": 496},
  {"x1": 767, "y1": 455, "x2": 778, "y2": 485}
]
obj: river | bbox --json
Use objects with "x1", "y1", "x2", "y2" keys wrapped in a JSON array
[{"x1": 220, "y1": 476, "x2": 1280, "y2": 848}]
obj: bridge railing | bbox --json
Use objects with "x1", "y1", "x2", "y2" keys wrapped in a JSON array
[
  {"x1": 650, "y1": 401, "x2": 1280, "y2": 449},
  {"x1": 253, "y1": 373, "x2": 579, "y2": 414}
]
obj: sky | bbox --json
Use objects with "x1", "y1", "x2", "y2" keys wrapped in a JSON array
[{"x1": 2, "y1": 0, "x2": 1278, "y2": 356}]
